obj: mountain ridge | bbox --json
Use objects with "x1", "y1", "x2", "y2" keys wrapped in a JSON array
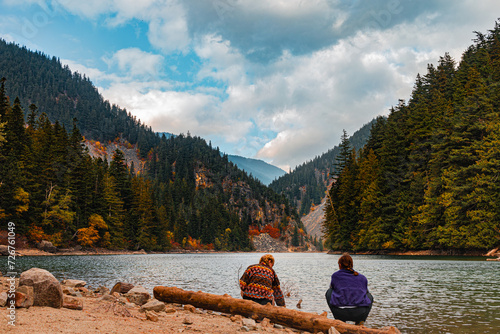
[
  {"x1": 228, "y1": 155, "x2": 286, "y2": 185},
  {"x1": 0, "y1": 39, "x2": 310, "y2": 252}
]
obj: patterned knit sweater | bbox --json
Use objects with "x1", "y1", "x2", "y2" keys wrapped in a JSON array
[{"x1": 239, "y1": 263, "x2": 285, "y2": 306}]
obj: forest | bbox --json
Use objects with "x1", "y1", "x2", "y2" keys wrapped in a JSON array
[
  {"x1": 323, "y1": 23, "x2": 500, "y2": 252},
  {"x1": 0, "y1": 40, "x2": 304, "y2": 251}
]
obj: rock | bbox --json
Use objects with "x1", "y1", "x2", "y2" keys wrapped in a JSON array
[
  {"x1": 183, "y1": 315, "x2": 193, "y2": 325},
  {"x1": 110, "y1": 282, "x2": 134, "y2": 295},
  {"x1": 63, "y1": 295, "x2": 83, "y2": 310},
  {"x1": 260, "y1": 318, "x2": 271, "y2": 328},
  {"x1": 37, "y1": 240, "x2": 57, "y2": 253},
  {"x1": 145, "y1": 310, "x2": 159, "y2": 322},
  {"x1": 242, "y1": 318, "x2": 257, "y2": 330},
  {"x1": 241, "y1": 326, "x2": 250, "y2": 332},
  {"x1": 16, "y1": 285, "x2": 34, "y2": 308},
  {"x1": 274, "y1": 324, "x2": 284, "y2": 329},
  {"x1": 62, "y1": 286, "x2": 77, "y2": 296},
  {"x1": 62, "y1": 279, "x2": 87, "y2": 288},
  {"x1": 95, "y1": 286, "x2": 109, "y2": 295},
  {"x1": 140, "y1": 299, "x2": 165, "y2": 313},
  {"x1": 116, "y1": 296, "x2": 128, "y2": 305},
  {"x1": 165, "y1": 307, "x2": 176, "y2": 313},
  {"x1": 184, "y1": 304, "x2": 196, "y2": 313},
  {"x1": 124, "y1": 302, "x2": 137, "y2": 309},
  {"x1": 230, "y1": 314, "x2": 242, "y2": 322},
  {"x1": 0, "y1": 245, "x2": 9, "y2": 256},
  {"x1": 251, "y1": 233, "x2": 288, "y2": 252},
  {"x1": 0, "y1": 292, "x2": 8, "y2": 307},
  {"x1": 100, "y1": 294, "x2": 117, "y2": 302},
  {"x1": 124, "y1": 285, "x2": 150, "y2": 306},
  {"x1": 19, "y1": 268, "x2": 63, "y2": 308}
]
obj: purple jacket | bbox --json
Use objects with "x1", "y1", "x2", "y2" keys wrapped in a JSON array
[{"x1": 329, "y1": 269, "x2": 372, "y2": 307}]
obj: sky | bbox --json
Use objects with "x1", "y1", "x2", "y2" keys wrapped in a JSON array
[{"x1": 1, "y1": 1, "x2": 500, "y2": 171}]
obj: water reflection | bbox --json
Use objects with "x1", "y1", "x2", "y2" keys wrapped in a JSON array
[{"x1": 9, "y1": 253, "x2": 500, "y2": 334}]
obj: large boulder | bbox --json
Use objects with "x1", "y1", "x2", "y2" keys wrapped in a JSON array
[{"x1": 19, "y1": 268, "x2": 63, "y2": 308}]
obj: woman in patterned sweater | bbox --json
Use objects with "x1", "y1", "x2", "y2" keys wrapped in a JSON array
[{"x1": 239, "y1": 254, "x2": 286, "y2": 307}]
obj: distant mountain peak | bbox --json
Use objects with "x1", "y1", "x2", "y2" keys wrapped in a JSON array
[{"x1": 228, "y1": 155, "x2": 286, "y2": 185}]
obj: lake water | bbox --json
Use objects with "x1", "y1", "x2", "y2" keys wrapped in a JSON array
[{"x1": 9, "y1": 252, "x2": 500, "y2": 333}]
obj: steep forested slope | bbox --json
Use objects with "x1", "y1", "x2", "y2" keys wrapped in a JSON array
[
  {"x1": 323, "y1": 22, "x2": 500, "y2": 252},
  {"x1": 269, "y1": 121, "x2": 374, "y2": 216},
  {"x1": 0, "y1": 39, "x2": 159, "y2": 157},
  {"x1": 0, "y1": 40, "x2": 303, "y2": 251}
]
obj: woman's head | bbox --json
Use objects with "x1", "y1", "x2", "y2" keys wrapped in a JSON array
[
  {"x1": 338, "y1": 253, "x2": 358, "y2": 276},
  {"x1": 259, "y1": 254, "x2": 275, "y2": 268}
]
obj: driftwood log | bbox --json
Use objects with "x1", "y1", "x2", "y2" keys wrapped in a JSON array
[{"x1": 153, "y1": 286, "x2": 401, "y2": 334}]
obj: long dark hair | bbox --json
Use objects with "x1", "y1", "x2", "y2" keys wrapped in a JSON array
[{"x1": 338, "y1": 253, "x2": 358, "y2": 276}]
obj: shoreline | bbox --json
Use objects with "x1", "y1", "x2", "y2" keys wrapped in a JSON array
[{"x1": 9, "y1": 247, "x2": 498, "y2": 258}]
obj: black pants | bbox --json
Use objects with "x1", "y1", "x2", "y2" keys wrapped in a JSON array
[
  {"x1": 325, "y1": 288, "x2": 373, "y2": 323},
  {"x1": 243, "y1": 295, "x2": 272, "y2": 306}
]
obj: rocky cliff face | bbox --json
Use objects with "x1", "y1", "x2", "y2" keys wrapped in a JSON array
[
  {"x1": 251, "y1": 234, "x2": 288, "y2": 252},
  {"x1": 301, "y1": 196, "x2": 327, "y2": 240},
  {"x1": 85, "y1": 140, "x2": 145, "y2": 174}
]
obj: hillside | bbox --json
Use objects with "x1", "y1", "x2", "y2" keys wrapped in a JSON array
[
  {"x1": 228, "y1": 155, "x2": 286, "y2": 185},
  {"x1": 323, "y1": 22, "x2": 500, "y2": 252},
  {"x1": 269, "y1": 120, "x2": 375, "y2": 217},
  {"x1": 0, "y1": 39, "x2": 308, "y2": 252}
]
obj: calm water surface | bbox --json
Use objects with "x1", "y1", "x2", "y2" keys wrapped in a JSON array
[{"x1": 8, "y1": 253, "x2": 500, "y2": 333}]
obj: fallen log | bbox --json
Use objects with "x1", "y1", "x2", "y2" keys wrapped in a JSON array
[{"x1": 153, "y1": 286, "x2": 400, "y2": 334}]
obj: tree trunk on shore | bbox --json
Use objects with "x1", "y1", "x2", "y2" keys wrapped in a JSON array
[{"x1": 153, "y1": 286, "x2": 400, "y2": 334}]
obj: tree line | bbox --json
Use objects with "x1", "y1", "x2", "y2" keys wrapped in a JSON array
[{"x1": 323, "y1": 22, "x2": 500, "y2": 252}]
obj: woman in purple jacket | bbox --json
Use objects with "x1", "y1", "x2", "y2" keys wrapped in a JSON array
[{"x1": 325, "y1": 253, "x2": 373, "y2": 325}]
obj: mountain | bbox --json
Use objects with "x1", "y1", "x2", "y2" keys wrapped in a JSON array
[
  {"x1": 228, "y1": 155, "x2": 286, "y2": 185},
  {"x1": 269, "y1": 120, "x2": 375, "y2": 217},
  {"x1": 323, "y1": 22, "x2": 500, "y2": 252},
  {"x1": 0, "y1": 39, "x2": 309, "y2": 251}
]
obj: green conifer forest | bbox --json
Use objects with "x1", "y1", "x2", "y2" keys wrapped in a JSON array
[
  {"x1": 323, "y1": 23, "x2": 500, "y2": 252},
  {"x1": 0, "y1": 40, "x2": 301, "y2": 251}
]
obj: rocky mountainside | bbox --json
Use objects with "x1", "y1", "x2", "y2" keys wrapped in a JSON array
[{"x1": 301, "y1": 195, "x2": 328, "y2": 240}]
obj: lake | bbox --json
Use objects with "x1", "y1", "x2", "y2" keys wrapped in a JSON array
[{"x1": 9, "y1": 252, "x2": 500, "y2": 333}]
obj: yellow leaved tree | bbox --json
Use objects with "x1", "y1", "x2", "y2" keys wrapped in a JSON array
[{"x1": 77, "y1": 214, "x2": 108, "y2": 247}]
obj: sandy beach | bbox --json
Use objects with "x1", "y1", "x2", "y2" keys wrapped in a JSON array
[{"x1": 0, "y1": 292, "x2": 307, "y2": 334}]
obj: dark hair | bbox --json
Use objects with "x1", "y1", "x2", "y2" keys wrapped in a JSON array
[{"x1": 338, "y1": 253, "x2": 358, "y2": 276}]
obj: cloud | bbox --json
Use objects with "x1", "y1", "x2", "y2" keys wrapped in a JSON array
[
  {"x1": 7, "y1": 0, "x2": 500, "y2": 171},
  {"x1": 103, "y1": 47, "x2": 164, "y2": 78}
]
